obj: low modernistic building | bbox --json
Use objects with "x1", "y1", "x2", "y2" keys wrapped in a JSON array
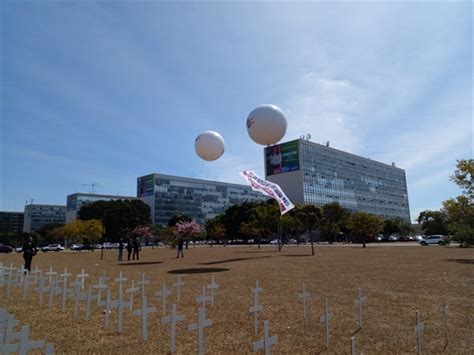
[
  {"x1": 66, "y1": 193, "x2": 136, "y2": 223},
  {"x1": 0, "y1": 211, "x2": 24, "y2": 234},
  {"x1": 265, "y1": 138, "x2": 410, "y2": 222},
  {"x1": 23, "y1": 204, "x2": 66, "y2": 233},
  {"x1": 137, "y1": 173, "x2": 267, "y2": 226}
]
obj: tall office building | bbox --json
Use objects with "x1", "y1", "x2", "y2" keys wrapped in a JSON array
[
  {"x1": 0, "y1": 211, "x2": 24, "y2": 234},
  {"x1": 265, "y1": 138, "x2": 410, "y2": 221},
  {"x1": 66, "y1": 193, "x2": 136, "y2": 223},
  {"x1": 137, "y1": 173, "x2": 267, "y2": 226},
  {"x1": 23, "y1": 204, "x2": 66, "y2": 233}
]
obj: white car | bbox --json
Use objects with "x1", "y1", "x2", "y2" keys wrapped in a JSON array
[
  {"x1": 269, "y1": 239, "x2": 280, "y2": 245},
  {"x1": 42, "y1": 244, "x2": 65, "y2": 252},
  {"x1": 70, "y1": 244, "x2": 83, "y2": 251},
  {"x1": 419, "y1": 235, "x2": 446, "y2": 246}
]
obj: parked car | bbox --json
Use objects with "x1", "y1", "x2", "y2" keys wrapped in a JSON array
[
  {"x1": 419, "y1": 235, "x2": 446, "y2": 246},
  {"x1": 70, "y1": 244, "x2": 83, "y2": 251},
  {"x1": 15, "y1": 247, "x2": 23, "y2": 253},
  {"x1": 80, "y1": 243, "x2": 94, "y2": 250},
  {"x1": 0, "y1": 245, "x2": 14, "y2": 253},
  {"x1": 269, "y1": 239, "x2": 281, "y2": 245},
  {"x1": 415, "y1": 235, "x2": 425, "y2": 242},
  {"x1": 388, "y1": 235, "x2": 399, "y2": 242},
  {"x1": 42, "y1": 244, "x2": 65, "y2": 252}
]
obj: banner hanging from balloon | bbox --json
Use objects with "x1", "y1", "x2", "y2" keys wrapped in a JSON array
[{"x1": 239, "y1": 170, "x2": 295, "y2": 215}]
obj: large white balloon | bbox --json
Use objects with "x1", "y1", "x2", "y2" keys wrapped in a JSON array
[
  {"x1": 246, "y1": 104, "x2": 287, "y2": 146},
  {"x1": 194, "y1": 130, "x2": 225, "y2": 161}
]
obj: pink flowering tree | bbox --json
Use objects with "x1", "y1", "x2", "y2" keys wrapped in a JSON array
[
  {"x1": 130, "y1": 226, "x2": 157, "y2": 247},
  {"x1": 176, "y1": 220, "x2": 204, "y2": 248}
]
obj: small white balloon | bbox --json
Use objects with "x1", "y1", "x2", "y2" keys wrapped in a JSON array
[
  {"x1": 246, "y1": 104, "x2": 287, "y2": 146},
  {"x1": 195, "y1": 130, "x2": 225, "y2": 161}
]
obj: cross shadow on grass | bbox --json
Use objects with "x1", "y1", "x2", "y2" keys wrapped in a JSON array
[
  {"x1": 281, "y1": 254, "x2": 312, "y2": 258},
  {"x1": 118, "y1": 261, "x2": 163, "y2": 266},
  {"x1": 168, "y1": 268, "x2": 229, "y2": 275},
  {"x1": 445, "y1": 258, "x2": 474, "y2": 265},
  {"x1": 198, "y1": 256, "x2": 273, "y2": 265}
]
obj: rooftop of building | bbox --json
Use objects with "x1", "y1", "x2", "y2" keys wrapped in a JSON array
[
  {"x1": 142, "y1": 172, "x2": 257, "y2": 190},
  {"x1": 67, "y1": 192, "x2": 137, "y2": 199}
]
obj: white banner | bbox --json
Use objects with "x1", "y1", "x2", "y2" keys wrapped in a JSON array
[{"x1": 239, "y1": 170, "x2": 295, "y2": 215}]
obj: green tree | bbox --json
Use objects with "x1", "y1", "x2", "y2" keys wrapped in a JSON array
[
  {"x1": 53, "y1": 219, "x2": 102, "y2": 246},
  {"x1": 168, "y1": 213, "x2": 192, "y2": 227},
  {"x1": 78, "y1": 200, "x2": 151, "y2": 242},
  {"x1": 205, "y1": 217, "x2": 227, "y2": 246},
  {"x1": 347, "y1": 212, "x2": 383, "y2": 248},
  {"x1": 443, "y1": 195, "x2": 474, "y2": 247},
  {"x1": 36, "y1": 223, "x2": 65, "y2": 244},
  {"x1": 296, "y1": 204, "x2": 322, "y2": 255},
  {"x1": 321, "y1": 203, "x2": 350, "y2": 243},
  {"x1": 417, "y1": 210, "x2": 449, "y2": 236},
  {"x1": 451, "y1": 159, "x2": 473, "y2": 200}
]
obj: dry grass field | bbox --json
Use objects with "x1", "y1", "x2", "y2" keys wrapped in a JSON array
[{"x1": 1, "y1": 244, "x2": 473, "y2": 354}]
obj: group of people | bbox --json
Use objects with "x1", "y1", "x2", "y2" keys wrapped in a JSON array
[
  {"x1": 117, "y1": 237, "x2": 141, "y2": 261},
  {"x1": 20, "y1": 235, "x2": 185, "y2": 273}
]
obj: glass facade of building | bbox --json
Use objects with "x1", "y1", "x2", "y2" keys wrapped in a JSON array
[
  {"x1": 266, "y1": 139, "x2": 410, "y2": 222},
  {"x1": 23, "y1": 204, "x2": 66, "y2": 233},
  {"x1": 0, "y1": 212, "x2": 24, "y2": 234},
  {"x1": 138, "y1": 173, "x2": 267, "y2": 226}
]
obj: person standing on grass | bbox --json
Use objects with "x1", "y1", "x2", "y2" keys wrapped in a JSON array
[
  {"x1": 177, "y1": 238, "x2": 185, "y2": 258},
  {"x1": 22, "y1": 236, "x2": 37, "y2": 272},
  {"x1": 118, "y1": 238, "x2": 124, "y2": 261},
  {"x1": 126, "y1": 238, "x2": 133, "y2": 261},
  {"x1": 132, "y1": 237, "x2": 140, "y2": 261}
]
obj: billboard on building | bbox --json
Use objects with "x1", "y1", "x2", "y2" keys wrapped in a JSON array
[
  {"x1": 67, "y1": 195, "x2": 77, "y2": 211},
  {"x1": 265, "y1": 140, "x2": 300, "y2": 176},
  {"x1": 137, "y1": 175, "x2": 154, "y2": 197}
]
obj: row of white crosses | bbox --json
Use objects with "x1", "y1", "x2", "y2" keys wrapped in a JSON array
[
  {"x1": 0, "y1": 264, "x2": 450, "y2": 353},
  {"x1": 0, "y1": 308, "x2": 54, "y2": 354}
]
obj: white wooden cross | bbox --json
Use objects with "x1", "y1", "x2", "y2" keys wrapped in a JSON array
[
  {"x1": 60, "y1": 268, "x2": 73, "y2": 311},
  {"x1": 443, "y1": 300, "x2": 449, "y2": 347},
  {"x1": 21, "y1": 271, "x2": 30, "y2": 300},
  {"x1": 174, "y1": 276, "x2": 185, "y2": 303},
  {"x1": 298, "y1": 283, "x2": 310, "y2": 320},
  {"x1": 132, "y1": 295, "x2": 156, "y2": 341},
  {"x1": 48, "y1": 275, "x2": 61, "y2": 308},
  {"x1": 18, "y1": 325, "x2": 45, "y2": 355},
  {"x1": 85, "y1": 286, "x2": 99, "y2": 321},
  {"x1": 2, "y1": 313, "x2": 20, "y2": 345},
  {"x1": 354, "y1": 288, "x2": 367, "y2": 328},
  {"x1": 253, "y1": 320, "x2": 278, "y2": 355},
  {"x1": 35, "y1": 276, "x2": 46, "y2": 305},
  {"x1": 137, "y1": 272, "x2": 149, "y2": 300},
  {"x1": 77, "y1": 269, "x2": 89, "y2": 290},
  {"x1": 0, "y1": 263, "x2": 4, "y2": 286},
  {"x1": 350, "y1": 336, "x2": 356, "y2": 355},
  {"x1": 414, "y1": 309, "x2": 424, "y2": 355},
  {"x1": 156, "y1": 283, "x2": 172, "y2": 318},
  {"x1": 207, "y1": 276, "x2": 219, "y2": 306},
  {"x1": 45, "y1": 267, "x2": 57, "y2": 286},
  {"x1": 19, "y1": 266, "x2": 26, "y2": 283},
  {"x1": 161, "y1": 303, "x2": 186, "y2": 353},
  {"x1": 5, "y1": 264, "x2": 17, "y2": 298},
  {"x1": 93, "y1": 276, "x2": 108, "y2": 307},
  {"x1": 319, "y1": 298, "x2": 333, "y2": 349},
  {"x1": 195, "y1": 286, "x2": 212, "y2": 314},
  {"x1": 104, "y1": 289, "x2": 119, "y2": 330},
  {"x1": 115, "y1": 271, "x2": 127, "y2": 299},
  {"x1": 31, "y1": 267, "x2": 42, "y2": 285},
  {"x1": 44, "y1": 343, "x2": 55, "y2": 355},
  {"x1": 117, "y1": 294, "x2": 131, "y2": 333},
  {"x1": 126, "y1": 280, "x2": 139, "y2": 311},
  {"x1": 250, "y1": 280, "x2": 264, "y2": 335},
  {"x1": 73, "y1": 285, "x2": 89, "y2": 320},
  {"x1": 187, "y1": 307, "x2": 213, "y2": 355}
]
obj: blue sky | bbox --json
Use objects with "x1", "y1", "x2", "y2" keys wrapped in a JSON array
[{"x1": 1, "y1": 2, "x2": 472, "y2": 222}]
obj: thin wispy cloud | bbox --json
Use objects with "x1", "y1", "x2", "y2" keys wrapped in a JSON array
[{"x1": 1, "y1": 2, "x2": 471, "y2": 223}]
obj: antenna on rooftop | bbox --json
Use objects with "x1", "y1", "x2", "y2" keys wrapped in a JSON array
[{"x1": 81, "y1": 183, "x2": 100, "y2": 194}]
